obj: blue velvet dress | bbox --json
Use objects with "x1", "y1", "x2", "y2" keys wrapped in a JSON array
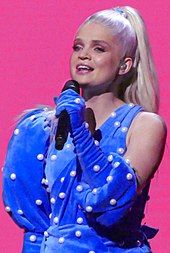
[{"x1": 3, "y1": 103, "x2": 157, "y2": 253}]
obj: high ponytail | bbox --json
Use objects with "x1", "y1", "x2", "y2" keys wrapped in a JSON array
[
  {"x1": 122, "y1": 6, "x2": 159, "y2": 113},
  {"x1": 82, "y1": 6, "x2": 159, "y2": 113}
]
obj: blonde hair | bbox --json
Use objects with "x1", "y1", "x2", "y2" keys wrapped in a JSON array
[{"x1": 82, "y1": 6, "x2": 159, "y2": 113}]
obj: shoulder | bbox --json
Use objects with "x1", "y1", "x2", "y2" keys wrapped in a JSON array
[
  {"x1": 127, "y1": 111, "x2": 167, "y2": 145},
  {"x1": 18, "y1": 106, "x2": 55, "y2": 122},
  {"x1": 10, "y1": 106, "x2": 56, "y2": 144},
  {"x1": 6, "y1": 107, "x2": 56, "y2": 158},
  {"x1": 16, "y1": 106, "x2": 55, "y2": 129},
  {"x1": 133, "y1": 111, "x2": 166, "y2": 134}
]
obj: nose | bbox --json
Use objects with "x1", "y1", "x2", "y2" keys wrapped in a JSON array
[{"x1": 78, "y1": 48, "x2": 91, "y2": 60}]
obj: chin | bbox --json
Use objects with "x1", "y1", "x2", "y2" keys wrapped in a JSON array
[{"x1": 71, "y1": 76, "x2": 89, "y2": 86}]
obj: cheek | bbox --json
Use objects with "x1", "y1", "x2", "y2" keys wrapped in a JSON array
[
  {"x1": 70, "y1": 54, "x2": 74, "y2": 66},
  {"x1": 95, "y1": 56, "x2": 116, "y2": 71},
  {"x1": 69, "y1": 54, "x2": 75, "y2": 73},
  {"x1": 95, "y1": 56, "x2": 120, "y2": 82}
]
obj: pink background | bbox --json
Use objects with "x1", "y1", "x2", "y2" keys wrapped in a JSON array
[{"x1": 0, "y1": 1, "x2": 169, "y2": 252}]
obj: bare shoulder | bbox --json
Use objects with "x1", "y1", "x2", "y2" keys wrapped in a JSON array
[
  {"x1": 127, "y1": 111, "x2": 167, "y2": 144},
  {"x1": 132, "y1": 111, "x2": 166, "y2": 133}
]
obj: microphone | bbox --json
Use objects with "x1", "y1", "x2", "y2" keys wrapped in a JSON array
[{"x1": 55, "y1": 80, "x2": 80, "y2": 150}]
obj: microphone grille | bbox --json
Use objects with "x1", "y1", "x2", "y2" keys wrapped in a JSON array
[{"x1": 62, "y1": 80, "x2": 80, "y2": 94}]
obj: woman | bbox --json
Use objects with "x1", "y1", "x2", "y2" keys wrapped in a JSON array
[{"x1": 3, "y1": 6, "x2": 167, "y2": 253}]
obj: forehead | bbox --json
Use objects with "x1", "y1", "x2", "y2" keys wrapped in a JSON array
[{"x1": 75, "y1": 22, "x2": 118, "y2": 44}]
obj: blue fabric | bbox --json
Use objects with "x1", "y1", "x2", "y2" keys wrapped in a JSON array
[
  {"x1": 56, "y1": 89, "x2": 86, "y2": 130},
  {"x1": 2, "y1": 102, "x2": 156, "y2": 253}
]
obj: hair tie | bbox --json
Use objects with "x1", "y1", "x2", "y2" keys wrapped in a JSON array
[{"x1": 113, "y1": 7, "x2": 127, "y2": 18}]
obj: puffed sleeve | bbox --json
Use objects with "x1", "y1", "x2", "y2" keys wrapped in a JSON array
[
  {"x1": 72, "y1": 123, "x2": 137, "y2": 227},
  {"x1": 2, "y1": 108, "x2": 53, "y2": 252}
]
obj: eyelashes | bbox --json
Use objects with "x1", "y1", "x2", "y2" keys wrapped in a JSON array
[
  {"x1": 94, "y1": 47, "x2": 106, "y2": 52},
  {"x1": 72, "y1": 44, "x2": 106, "y2": 53},
  {"x1": 72, "y1": 45, "x2": 82, "y2": 51}
]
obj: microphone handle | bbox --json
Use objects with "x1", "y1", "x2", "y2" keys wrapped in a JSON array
[
  {"x1": 55, "y1": 80, "x2": 80, "y2": 150},
  {"x1": 55, "y1": 110, "x2": 70, "y2": 150}
]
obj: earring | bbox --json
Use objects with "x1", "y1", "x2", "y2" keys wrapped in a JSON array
[{"x1": 120, "y1": 63, "x2": 127, "y2": 70}]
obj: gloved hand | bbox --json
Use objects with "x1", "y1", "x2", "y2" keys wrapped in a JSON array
[{"x1": 55, "y1": 89, "x2": 86, "y2": 132}]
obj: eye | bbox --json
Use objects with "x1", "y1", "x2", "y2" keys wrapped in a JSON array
[
  {"x1": 94, "y1": 47, "x2": 106, "y2": 52},
  {"x1": 72, "y1": 44, "x2": 83, "y2": 51}
]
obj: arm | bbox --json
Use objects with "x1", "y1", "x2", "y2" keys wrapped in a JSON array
[
  {"x1": 56, "y1": 90, "x2": 140, "y2": 226},
  {"x1": 73, "y1": 111, "x2": 166, "y2": 226},
  {"x1": 125, "y1": 112, "x2": 167, "y2": 193},
  {"x1": 56, "y1": 90, "x2": 167, "y2": 225},
  {"x1": 2, "y1": 108, "x2": 52, "y2": 251}
]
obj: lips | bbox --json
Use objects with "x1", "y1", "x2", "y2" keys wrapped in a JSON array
[{"x1": 76, "y1": 64, "x2": 94, "y2": 73}]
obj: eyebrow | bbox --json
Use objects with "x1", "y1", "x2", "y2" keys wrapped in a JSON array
[{"x1": 74, "y1": 38, "x2": 110, "y2": 47}]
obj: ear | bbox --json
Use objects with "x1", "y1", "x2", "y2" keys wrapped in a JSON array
[{"x1": 118, "y1": 57, "x2": 133, "y2": 75}]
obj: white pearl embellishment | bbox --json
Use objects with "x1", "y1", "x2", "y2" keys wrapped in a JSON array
[
  {"x1": 37, "y1": 154, "x2": 44, "y2": 160},
  {"x1": 93, "y1": 165, "x2": 100, "y2": 172},
  {"x1": 85, "y1": 122, "x2": 89, "y2": 128},
  {"x1": 86, "y1": 206, "x2": 93, "y2": 212},
  {"x1": 58, "y1": 237, "x2": 65, "y2": 244},
  {"x1": 5, "y1": 206, "x2": 11, "y2": 212},
  {"x1": 75, "y1": 230, "x2": 81, "y2": 237},
  {"x1": 114, "y1": 121, "x2": 120, "y2": 127},
  {"x1": 50, "y1": 197, "x2": 56, "y2": 204},
  {"x1": 111, "y1": 112, "x2": 116, "y2": 117},
  {"x1": 36, "y1": 199, "x2": 42, "y2": 205},
  {"x1": 106, "y1": 175, "x2": 113, "y2": 182},
  {"x1": 14, "y1": 129, "x2": 19, "y2": 135},
  {"x1": 70, "y1": 171, "x2": 76, "y2": 177},
  {"x1": 10, "y1": 173, "x2": 16, "y2": 180},
  {"x1": 53, "y1": 217, "x2": 59, "y2": 224},
  {"x1": 113, "y1": 162, "x2": 120, "y2": 168},
  {"x1": 117, "y1": 148, "x2": 124, "y2": 154},
  {"x1": 92, "y1": 188, "x2": 98, "y2": 194},
  {"x1": 50, "y1": 155, "x2": 57, "y2": 161},
  {"x1": 110, "y1": 199, "x2": 117, "y2": 205},
  {"x1": 77, "y1": 217, "x2": 83, "y2": 224},
  {"x1": 121, "y1": 127, "x2": 128, "y2": 133},
  {"x1": 44, "y1": 231, "x2": 49, "y2": 237},
  {"x1": 94, "y1": 140, "x2": 99, "y2": 146},
  {"x1": 74, "y1": 98, "x2": 81, "y2": 104},
  {"x1": 17, "y1": 209, "x2": 23, "y2": 215},
  {"x1": 76, "y1": 185, "x2": 83, "y2": 192},
  {"x1": 29, "y1": 235, "x2": 37, "y2": 242},
  {"x1": 107, "y1": 155, "x2": 113, "y2": 162},
  {"x1": 30, "y1": 115, "x2": 36, "y2": 121},
  {"x1": 60, "y1": 177, "x2": 65, "y2": 183},
  {"x1": 125, "y1": 158, "x2": 131, "y2": 165},
  {"x1": 126, "y1": 173, "x2": 133, "y2": 180},
  {"x1": 59, "y1": 192, "x2": 65, "y2": 199}
]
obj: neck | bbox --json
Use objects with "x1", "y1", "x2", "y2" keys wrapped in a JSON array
[{"x1": 84, "y1": 92, "x2": 125, "y2": 130}]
